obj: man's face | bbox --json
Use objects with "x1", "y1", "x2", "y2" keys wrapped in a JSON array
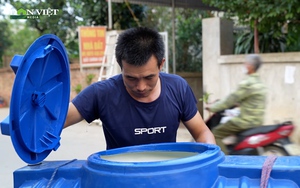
[
  {"x1": 122, "y1": 55, "x2": 164, "y2": 100},
  {"x1": 243, "y1": 62, "x2": 254, "y2": 75}
]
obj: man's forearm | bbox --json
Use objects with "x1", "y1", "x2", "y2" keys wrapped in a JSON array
[{"x1": 195, "y1": 129, "x2": 216, "y2": 144}]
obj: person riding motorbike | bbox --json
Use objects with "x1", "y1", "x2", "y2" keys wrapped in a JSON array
[{"x1": 206, "y1": 54, "x2": 267, "y2": 155}]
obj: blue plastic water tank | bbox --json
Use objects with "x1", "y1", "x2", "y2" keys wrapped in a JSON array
[
  {"x1": 13, "y1": 145, "x2": 300, "y2": 188},
  {"x1": 13, "y1": 142, "x2": 224, "y2": 188},
  {"x1": 82, "y1": 142, "x2": 224, "y2": 188}
]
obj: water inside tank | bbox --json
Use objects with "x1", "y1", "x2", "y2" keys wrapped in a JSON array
[{"x1": 100, "y1": 151, "x2": 199, "y2": 162}]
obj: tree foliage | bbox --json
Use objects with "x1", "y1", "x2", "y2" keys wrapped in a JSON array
[
  {"x1": 8, "y1": 0, "x2": 146, "y2": 59},
  {"x1": 203, "y1": 0, "x2": 300, "y2": 52},
  {"x1": 9, "y1": 0, "x2": 79, "y2": 45},
  {"x1": 234, "y1": 30, "x2": 286, "y2": 54},
  {"x1": 203, "y1": 0, "x2": 300, "y2": 32},
  {"x1": 4, "y1": 1, "x2": 207, "y2": 72},
  {"x1": 0, "y1": 20, "x2": 12, "y2": 67},
  {"x1": 175, "y1": 10, "x2": 209, "y2": 72},
  {"x1": 77, "y1": 0, "x2": 146, "y2": 29},
  {"x1": 140, "y1": 6, "x2": 173, "y2": 32},
  {"x1": 140, "y1": 7, "x2": 174, "y2": 71},
  {"x1": 141, "y1": 7, "x2": 210, "y2": 72},
  {"x1": 5, "y1": 20, "x2": 39, "y2": 56}
]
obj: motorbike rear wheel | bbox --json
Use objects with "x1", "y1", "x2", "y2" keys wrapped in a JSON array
[{"x1": 262, "y1": 145, "x2": 289, "y2": 156}]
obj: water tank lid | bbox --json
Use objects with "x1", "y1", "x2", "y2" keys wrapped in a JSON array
[{"x1": 1, "y1": 34, "x2": 70, "y2": 164}]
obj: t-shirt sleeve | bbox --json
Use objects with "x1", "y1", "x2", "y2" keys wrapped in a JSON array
[
  {"x1": 72, "y1": 84, "x2": 100, "y2": 123},
  {"x1": 181, "y1": 83, "x2": 198, "y2": 122}
]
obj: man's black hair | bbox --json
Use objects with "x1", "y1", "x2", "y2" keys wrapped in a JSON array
[{"x1": 115, "y1": 27, "x2": 165, "y2": 69}]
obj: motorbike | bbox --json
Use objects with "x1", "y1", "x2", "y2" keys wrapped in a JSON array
[{"x1": 206, "y1": 108, "x2": 297, "y2": 156}]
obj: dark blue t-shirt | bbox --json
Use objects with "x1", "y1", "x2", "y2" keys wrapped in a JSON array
[{"x1": 72, "y1": 73, "x2": 197, "y2": 149}]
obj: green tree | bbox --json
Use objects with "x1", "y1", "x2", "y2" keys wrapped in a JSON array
[
  {"x1": 10, "y1": 0, "x2": 78, "y2": 44},
  {"x1": 175, "y1": 10, "x2": 209, "y2": 72},
  {"x1": 0, "y1": 20, "x2": 12, "y2": 67},
  {"x1": 78, "y1": 0, "x2": 146, "y2": 29},
  {"x1": 234, "y1": 30, "x2": 287, "y2": 54},
  {"x1": 285, "y1": 13, "x2": 300, "y2": 52},
  {"x1": 203, "y1": 0, "x2": 300, "y2": 53},
  {"x1": 141, "y1": 7, "x2": 210, "y2": 72},
  {"x1": 140, "y1": 6, "x2": 173, "y2": 32},
  {"x1": 9, "y1": 0, "x2": 146, "y2": 58},
  {"x1": 140, "y1": 6, "x2": 174, "y2": 71},
  {"x1": 5, "y1": 20, "x2": 39, "y2": 56}
]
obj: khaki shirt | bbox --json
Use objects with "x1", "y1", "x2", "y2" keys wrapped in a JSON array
[{"x1": 210, "y1": 73, "x2": 266, "y2": 128}]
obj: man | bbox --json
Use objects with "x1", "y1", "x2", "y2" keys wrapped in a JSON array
[
  {"x1": 207, "y1": 54, "x2": 266, "y2": 155},
  {"x1": 64, "y1": 27, "x2": 215, "y2": 149}
]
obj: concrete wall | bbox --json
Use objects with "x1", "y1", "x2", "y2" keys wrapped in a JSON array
[{"x1": 202, "y1": 17, "x2": 300, "y2": 143}]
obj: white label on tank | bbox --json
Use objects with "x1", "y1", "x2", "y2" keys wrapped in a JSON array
[{"x1": 100, "y1": 151, "x2": 198, "y2": 162}]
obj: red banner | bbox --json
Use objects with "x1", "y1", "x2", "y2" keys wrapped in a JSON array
[{"x1": 79, "y1": 26, "x2": 106, "y2": 66}]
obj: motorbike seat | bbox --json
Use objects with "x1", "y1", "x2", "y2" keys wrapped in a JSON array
[{"x1": 238, "y1": 121, "x2": 293, "y2": 138}]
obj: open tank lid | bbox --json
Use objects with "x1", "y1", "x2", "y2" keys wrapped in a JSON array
[{"x1": 0, "y1": 34, "x2": 70, "y2": 164}]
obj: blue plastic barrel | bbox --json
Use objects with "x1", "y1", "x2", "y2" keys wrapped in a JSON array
[{"x1": 82, "y1": 142, "x2": 224, "y2": 188}]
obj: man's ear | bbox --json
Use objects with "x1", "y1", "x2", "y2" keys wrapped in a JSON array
[{"x1": 159, "y1": 58, "x2": 166, "y2": 71}]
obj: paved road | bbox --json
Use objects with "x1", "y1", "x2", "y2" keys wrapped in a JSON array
[{"x1": 0, "y1": 107, "x2": 193, "y2": 188}]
